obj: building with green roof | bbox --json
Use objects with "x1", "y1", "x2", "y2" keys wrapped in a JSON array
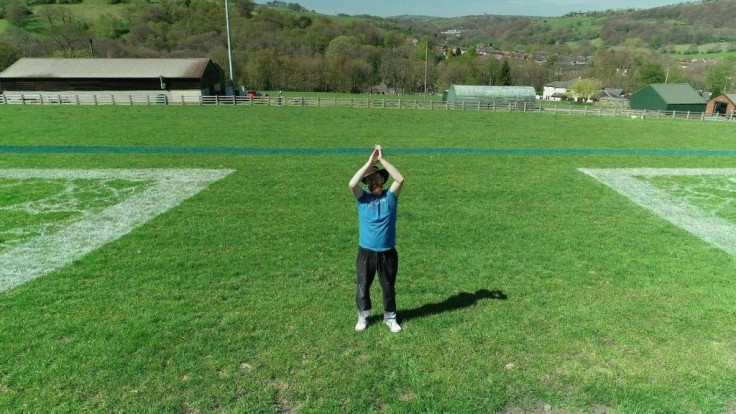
[{"x1": 629, "y1": 83, "x2": 706, "y2": 112}]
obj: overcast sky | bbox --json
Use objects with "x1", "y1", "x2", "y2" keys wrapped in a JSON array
[{"x1": 291, "y1": 0, "x2": 695, "y2": 18}]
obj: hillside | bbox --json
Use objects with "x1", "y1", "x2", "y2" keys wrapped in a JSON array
[{"x1": 0, "y1": 0, "x2": 735, "y2": 95}]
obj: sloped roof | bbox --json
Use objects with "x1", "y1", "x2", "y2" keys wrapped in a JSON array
[
  {"x1": 0, "y1": 58, "x2": 214, "y2": 79},
  {"x1": 648, "y1": 83, "x2": 705, "y2": 104},
  {"x1": 544, "y1": 80, "x2": 575, "y2": 88},
  {"x1": 449, "y1": 85, "x2": 536, "y2": 98}
]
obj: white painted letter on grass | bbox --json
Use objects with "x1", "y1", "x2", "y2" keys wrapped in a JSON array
[
  {"x1": 0, "y1": 169, "x2": 234, "y2": 292},
  {"x1": 580, "y1": 168, "x2": 736, "y2": 256}
]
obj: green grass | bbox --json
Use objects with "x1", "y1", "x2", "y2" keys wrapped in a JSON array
[
  {"x1": 2, "y1": 106, "x2": 736, "y2": 412},
  {"x1": 0, "y1": 177, "x2": 152, "y2": 251}
]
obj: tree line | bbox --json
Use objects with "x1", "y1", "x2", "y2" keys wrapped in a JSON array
[{"x1": 0, "y1": 0, "x2": 734, "y2": 96}]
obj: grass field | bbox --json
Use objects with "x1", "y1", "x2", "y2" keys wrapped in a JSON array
[{"x1": 2, "y1": 106, "x2": 736, "y2": 413}]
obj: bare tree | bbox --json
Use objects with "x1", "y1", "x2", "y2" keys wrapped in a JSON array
[{"x1": 36, "y1": 8, "x2": 90, "y2": 57}]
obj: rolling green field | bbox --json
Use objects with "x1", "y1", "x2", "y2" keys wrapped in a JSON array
[{"x1": 2, "y1": 106, "x2": 736, "y2": 413}]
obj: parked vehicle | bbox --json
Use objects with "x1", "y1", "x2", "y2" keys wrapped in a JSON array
[{"x1": 245, "y1": 90, "x2": 261, "y2": 98}]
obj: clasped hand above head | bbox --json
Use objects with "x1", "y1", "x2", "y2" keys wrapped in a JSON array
[{"x1": 370, "y1": 144, "x2": 384, "y2": 165}]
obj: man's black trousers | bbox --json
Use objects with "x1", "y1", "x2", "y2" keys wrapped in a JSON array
[{"x1": 356, "y1": 246, "x2": 398, "y2": 313}]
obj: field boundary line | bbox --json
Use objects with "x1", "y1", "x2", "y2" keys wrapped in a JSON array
[
  {"x1": 3, "y1": 145, "x2": 736, "y2": 157},
  {"x1": 580, "y1": 168, "x2": 736, "y2": 256},
  {"x1": 0, "y1": 168, "x2": 235, "y2": 293}
]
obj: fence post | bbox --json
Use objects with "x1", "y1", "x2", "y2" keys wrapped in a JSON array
[
  {"x1": 111, "y1": 95, "x2": 116, "y2": 105},
  {"x1": 76, "y1": 95, "x2": 80, "y2": 105},
  {"x1": 94, "y1": 95, "x2": 98, "y2": 105},
  {"x1": 478, "y1": 101, "x2": 481, "y2": 111},
  {"x1": 583, "y1": 106, "x2": 587, "y2": 116},
  {"x1": 672, "y1": 111, "x2": 676, "y2": 119}
]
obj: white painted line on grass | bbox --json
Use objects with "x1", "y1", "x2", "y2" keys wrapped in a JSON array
[
  {"x1": 0, "y1": 169, "x2": 235, "y2": 293},
  {"x1": 580, "y1": 168, "x2": 736, "y2": 256}
]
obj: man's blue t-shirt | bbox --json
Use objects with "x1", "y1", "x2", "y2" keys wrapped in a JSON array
[{"x1": 357, "y1": 189, "x2": 398, "y2": 251}]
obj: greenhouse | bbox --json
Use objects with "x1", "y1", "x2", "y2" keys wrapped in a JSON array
[{"x1": 445, "y1": 85, "x2": 537, "y2": 108}]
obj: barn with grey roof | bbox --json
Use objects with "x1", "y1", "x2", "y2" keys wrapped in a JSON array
[{"x1": 0, "y1": 58, "x2": 225, "y2": 100}]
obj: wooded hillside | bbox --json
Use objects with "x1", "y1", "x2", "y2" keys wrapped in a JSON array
[{"x1": 0, "y1": 0, "x2": 735, "y2": 95}]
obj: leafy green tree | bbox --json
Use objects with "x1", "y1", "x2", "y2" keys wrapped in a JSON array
[
  {"x1": 245, "y1": 48, "x2": 282, "y2": 90},
  {"x1": 636, "y1": 62, "x2": 666, "y2": 88},
  {"x1": 707, "y1": 61, "x2": 734, "y2": 96},
  {"x1": 499, "y1": 59, "x2": 512, "y2": 85},
  {"x1": 570, "y1": 78, "x2": 603, "y2": 101},
  {"x1": 5, "y1": 0, "x2": 29, "y2": 27}
]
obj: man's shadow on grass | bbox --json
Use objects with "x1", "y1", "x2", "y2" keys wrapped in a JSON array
[{"x1": 396, "y1": 289, "x2": 507, "y2": 323}]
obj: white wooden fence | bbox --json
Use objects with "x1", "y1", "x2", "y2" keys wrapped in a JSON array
[{"x1": 1, "y1": 93, "x2": 734, "y2": 122}]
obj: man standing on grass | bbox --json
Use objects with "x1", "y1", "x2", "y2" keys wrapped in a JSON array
[{"x1": 349, "y1": 145, "x2": 404, "y2": 333}]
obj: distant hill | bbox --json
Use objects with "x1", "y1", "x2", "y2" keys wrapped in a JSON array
[
  {"x1": 388, "y1": 0, "x2": 736, "y2": 52},
  {"x1": 0, "y1": 0, "x2": 734, "y2": 94}
]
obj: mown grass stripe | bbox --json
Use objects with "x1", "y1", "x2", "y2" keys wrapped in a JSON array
[{"x1": 3, "y1": 145, "x2": 736, "y2": 156}]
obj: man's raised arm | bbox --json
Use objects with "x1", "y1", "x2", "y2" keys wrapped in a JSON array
[
  {"x1": 349, "y1": 147, "x2": 379, "y2": 198},
  {"x1": 376, "y1": 146, "x2": 404, "y2": 197}
]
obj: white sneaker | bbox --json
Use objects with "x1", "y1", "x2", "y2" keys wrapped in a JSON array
[
  {"x1": 355, "y1": 318, "x2": 368, "y2": 331},
  {"x1": 384, "y1": 319, "x2": 402, "y2": 333},
  {"x1": 355, "y1": 310, "x2": 371, "y2": 331}
]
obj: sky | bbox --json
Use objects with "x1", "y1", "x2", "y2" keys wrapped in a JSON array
[{"x1": 291, "y1": 0, "x2": 695, "y2": 18}]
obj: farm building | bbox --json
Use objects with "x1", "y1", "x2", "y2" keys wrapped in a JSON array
[
  {"x1": 629, "y1": 83, "x2": 706, "y2": 113},
  {"x1": 0, "y1": 58, "x2": 225, "y2": 101},
  {"x1": 542, "y1": 80, "x2": 575, "y2": 100},
  {"x1": 446, "y1": 85, "x2": 537, "y2": 108},
  {"x1": 706, "y1": 93, "x2": 736, "y2": 116}
]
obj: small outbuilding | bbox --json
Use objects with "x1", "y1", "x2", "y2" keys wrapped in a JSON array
[
  {"x1": 706, "y1": 93, "x2": 736, "y2": 116},
  {"x1": 446, "y1": 85, "x2": 537, "y2": 108},
  {"x1": 0, "y1": 58, "x2": 225, "y2": 100},
  {"x1": 629, "y1": 83, "x2": 706, "y2": 113},
  {"x1": 542, "y1": 80, "x2": 575, "y2": 100}
]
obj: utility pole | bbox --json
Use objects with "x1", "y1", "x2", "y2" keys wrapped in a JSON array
[
  {"x1": 424, "y1": 40, "x2": 428, "y2": 98},
  {"x1": 225, "y1": 0, "x2": 235, "y2": 94}
]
